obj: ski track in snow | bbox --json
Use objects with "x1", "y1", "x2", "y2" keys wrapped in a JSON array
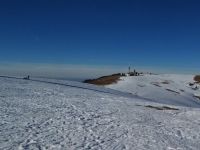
[{"x1": 0, "y1": 75, "x2": 200, "y2": 149}]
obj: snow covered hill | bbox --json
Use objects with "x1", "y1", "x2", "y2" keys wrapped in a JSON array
[
  {"x1": 1, "y1": 75, "x2": 200, "y2": 149},
  {"x1": 107, "y1": 74, "x2": 200, "y2": 108}
]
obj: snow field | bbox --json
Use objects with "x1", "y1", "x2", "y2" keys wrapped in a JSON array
[
  {"x1": 0, "y1": 76, "x2": 200, "y2": 149},
  {"x1": 107, "y1": 74, "x2": 200, "y2": 108}
]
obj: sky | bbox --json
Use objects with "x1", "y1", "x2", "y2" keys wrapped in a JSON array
[{"x1": 0, "y1": 0, "x2": 200, "y2": 79}]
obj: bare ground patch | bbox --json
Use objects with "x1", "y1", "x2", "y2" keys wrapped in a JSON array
[
  {"x1": 151, "y1": 80, "x2": 174, "y2": 87},
  {"x1": 145, "y1": 105, "x2": 179, "y2": 110},
  {"x1": 165, "y1": 89, "x2": 180, "y2": 94},
  {"x1": 180, "y1": 89, "x2": 185, "y2": 92},
  {"x1": 150, "y1": 82, "x2": 161, "y2": 87},
  {"x1": 189, "y1": 83, "x2": 194, "y2": 86},
  {"x1": 145, "y1": 105, "x2": 163, "y2": 110},
  {"x1": 137, "y1": 84, "x2": 146, "y2": 87},
  {"x1": 84, "y1": 75, "x2": 122, "y2": 86},
  {"x1": 194, "y1": 75, "x2": 200, "y2": 83},
  {"x1": 192, "y1": 87, "x2": 198, "y2": 90},
  {"x1": 195, "y1": 96, "x2": 200, "y2": 100},
  {"x1": 161, "y1": 80, "x2": 174, "y2": 84},
  {"x1": 162, "y1": 81, "x2": 170, "y2": 84},
  {"x1": 162, "y1": 106, "x2": 179, "y2": 110}
]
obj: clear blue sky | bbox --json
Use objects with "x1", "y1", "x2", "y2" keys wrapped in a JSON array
[{"x1": 0, "y1": 0, "x2": 200, "y2": 78}]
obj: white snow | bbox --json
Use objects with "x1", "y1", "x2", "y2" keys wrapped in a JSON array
[
  {"x1": 0, "y1": 74, "x2": 200, "y2": 149},
  {"x1": 107, "y1": 74, "x2": 200, "y2": 108}
]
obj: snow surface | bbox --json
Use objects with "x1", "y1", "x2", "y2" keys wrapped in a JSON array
[
  {"x1": 1, "y1": 75, "x2": 200, "y2": 149},
  {"x1": 107, "y1": 74, "x2": 200, "y2": 108}
]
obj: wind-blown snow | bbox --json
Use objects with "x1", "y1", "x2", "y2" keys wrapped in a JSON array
[{"x1": 0, "y1": 75, "x2": 200, "y2": 149}]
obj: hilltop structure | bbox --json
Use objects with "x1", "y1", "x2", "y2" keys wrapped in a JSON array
[{"x1": 129, "y1": 69, "x2": 139, "y2": 76}]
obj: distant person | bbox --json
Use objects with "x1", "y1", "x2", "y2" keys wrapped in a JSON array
[{"x1": 23, "y1": 75, "x2": 29, "y2": 80}]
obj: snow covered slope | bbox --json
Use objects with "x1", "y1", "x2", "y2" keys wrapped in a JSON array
[
  {"x1": 1, "y1": 76, "x2": 200, "y2": 149},
  {"x1": 107, "y1": 74, "x2": 200, "y2": 108}
]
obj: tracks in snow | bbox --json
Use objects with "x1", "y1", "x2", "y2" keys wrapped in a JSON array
[{"x1": 1, "y1": 76, "x2": 200, "y2": 149}]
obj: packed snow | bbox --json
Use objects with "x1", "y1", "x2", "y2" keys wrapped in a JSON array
[{"x1": 0, "y1": 74, "x2": 200, "y2": 149}]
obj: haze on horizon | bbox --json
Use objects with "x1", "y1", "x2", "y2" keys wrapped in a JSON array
[{"x1": 0, "y1": 0, "x2": 200, "y2": 79}]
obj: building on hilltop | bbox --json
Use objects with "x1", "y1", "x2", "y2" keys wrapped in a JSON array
[{"x1": 129, "y1": 69, "x2": 139, "y2": 76}]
